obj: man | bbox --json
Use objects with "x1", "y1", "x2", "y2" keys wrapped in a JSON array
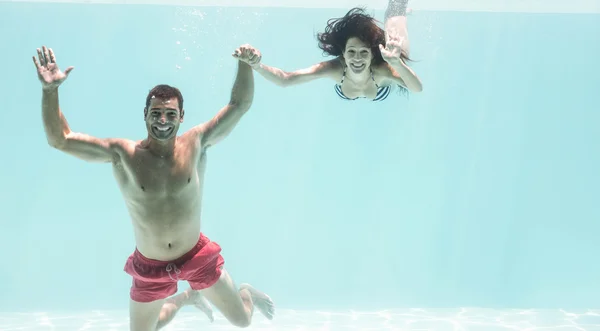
[{"x1": 33, "y1": 45, "x2": 274, "y2": 331}]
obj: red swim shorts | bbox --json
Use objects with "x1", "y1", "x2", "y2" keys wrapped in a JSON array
[{"x1": 123, "y1": 233, "x2": 225, "y2": 303}]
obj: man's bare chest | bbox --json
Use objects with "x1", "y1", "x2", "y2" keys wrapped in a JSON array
[{"x1": 115, "y1": 144, "x2": 201, "y2": 196}]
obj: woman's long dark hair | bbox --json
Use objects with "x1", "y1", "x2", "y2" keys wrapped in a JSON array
[{"x1": 316, "y1": 7, "x2": 410, "y2": 65}]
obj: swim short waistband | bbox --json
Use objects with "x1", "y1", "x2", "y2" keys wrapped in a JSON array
[{"x1": 132, "y1": 233, "x2": 211, "y2": 267}]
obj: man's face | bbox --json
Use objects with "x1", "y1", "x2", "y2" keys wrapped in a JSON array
[{"x1": 144, "y1": 96, "x2": 183, "y2": 141}]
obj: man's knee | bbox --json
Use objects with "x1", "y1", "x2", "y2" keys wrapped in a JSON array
[{"x1": 229, "y1": 314, "x2": 251, "y2": 328}]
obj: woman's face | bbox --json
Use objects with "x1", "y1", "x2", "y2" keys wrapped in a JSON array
[{"x1": 343, "y1": 37, "x2": 374, "y2": 75}]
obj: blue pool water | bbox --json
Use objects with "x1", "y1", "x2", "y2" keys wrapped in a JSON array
[{"x1": 1, "y1": 1, "x2": 599, "y2": 330}]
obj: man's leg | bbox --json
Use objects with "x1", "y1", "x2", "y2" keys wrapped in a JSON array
[
  {"x1": 199, "y1": 268, "x2": 275, "y2": 327},
  {"x1": 156, "y1": 290, "x2": 214, "y2": 328},
  {"x1": 129, "y1": 292, "x2": 214, "y2": 331},
  {"x1": 385, "y1": 0, "x2": 411, "y2": 56},
  {"x1": 129, "y1": 299, "x2": 164, "y2": 331}
]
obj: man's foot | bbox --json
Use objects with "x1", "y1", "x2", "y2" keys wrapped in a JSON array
[
  {"x1": 389, "y1": 0, "x2": 409, "y2": 16},
  {"x1": 240, "y1": 283, "x2": 275, "y2": 320},
  {"x1": 183, "y1": 289, "x2": 215, "y2": 322}
]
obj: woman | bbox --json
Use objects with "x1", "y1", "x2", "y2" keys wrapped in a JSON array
[{"x1": 234, "y1": 0, "x2": 422, "y2": 101}]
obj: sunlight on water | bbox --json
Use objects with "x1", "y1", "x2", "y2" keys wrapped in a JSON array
[{"x1": 1, "y1": 308, "x2": 600, "y2": 330}]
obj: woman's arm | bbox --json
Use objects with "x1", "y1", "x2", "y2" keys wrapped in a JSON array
[
  {"x1": 254, "y1": 58, "x2": 340, "y2": 87},
  {"x1": 384, "y1": 59, "x2": 423, "y2": 92}
]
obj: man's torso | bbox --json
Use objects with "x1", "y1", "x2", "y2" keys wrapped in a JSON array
[{"x1": 111, "y1": 133, "x2": 208, "y2": 261}]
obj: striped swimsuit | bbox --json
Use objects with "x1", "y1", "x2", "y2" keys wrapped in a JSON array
[{"x1": 334, "y1": 66, "x2": 391, "y2": 101}]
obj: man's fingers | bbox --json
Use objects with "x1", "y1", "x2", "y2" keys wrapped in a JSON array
[
  {"x1": 37, "y1": 48, "x2": 46, "y2": 66},
  {"x1": 32, "y1": 56, "x2": 40, "y2": 69},
  {"x1": 49, "y1": 48, "x2": 57, "y2": 63},
  {"x1": 43, "y1": 46, "x2": 51, "y2": 65}
]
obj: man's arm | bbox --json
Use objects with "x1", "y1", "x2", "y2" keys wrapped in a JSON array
[
  {"x1": 194, "y1": 61, "x2": 255, "y2": 149},
  {"x1": 43, "y1": 88, "x2": 119, "y2": 163}
]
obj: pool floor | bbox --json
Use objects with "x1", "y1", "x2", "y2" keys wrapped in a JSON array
[{"x1": 1, "y1": 308, "x2": 599, "y2": 330}]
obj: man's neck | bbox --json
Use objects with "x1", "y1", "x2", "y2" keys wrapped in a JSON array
[{"x1": 144, "y1": 136, "x2": 176, "y2": 157}]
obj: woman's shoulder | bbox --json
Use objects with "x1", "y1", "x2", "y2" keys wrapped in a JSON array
[
  {"x1": 320, "y1": 57, "x2": 344, "y2": 70},
  {"x1": 312, "y1": 57, "x2": 344, "y2": 79}
]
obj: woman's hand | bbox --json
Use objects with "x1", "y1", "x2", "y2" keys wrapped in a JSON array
[
  {"x1": 232, "y1": 44, "x2": 262, "y2": 69},
  {"x1": 379, "y1": 37, "x2": 405, "y2": 65}
]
